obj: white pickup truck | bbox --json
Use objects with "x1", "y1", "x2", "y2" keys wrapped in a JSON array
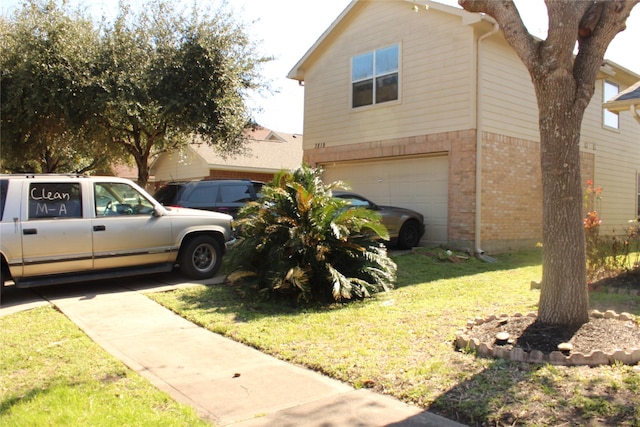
[{"x1": 0, "y1": 174, "x2": 236, "y2": 303}]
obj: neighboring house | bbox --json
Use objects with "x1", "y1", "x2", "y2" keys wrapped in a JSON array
[
  {"x1": 149, "y1": 127, "x2": 303, "y2": 187},
  {"x1": 604, "y1": 79, "x2": 640, "y2": 217},
  {"x1": 287, "y1": 0, "x2": 640, "y2": 252},
  {"x1": 109, "y1": 163, "x2": 139, "y2": 181},
  {"x1": 109, "y1": 162, "x2": 157, "y2": 192},
  {"x1": 604, "y1": 79, "x2": 640, "y2": 124}
]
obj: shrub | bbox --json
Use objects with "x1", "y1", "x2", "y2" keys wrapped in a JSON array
[
  {"x1": 584, "y1": 181, "x2": 640, "y2": 280},
  {"x1": 225, "y1": 165, "x2": 397, "y2": 304},
  {"x1": 584, "y1": 180, "x2": 603, "y2": 275}
]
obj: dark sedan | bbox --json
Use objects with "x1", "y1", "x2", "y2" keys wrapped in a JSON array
[{"x1": 333, "y1": 191, "x2": 425, "y2": 249}]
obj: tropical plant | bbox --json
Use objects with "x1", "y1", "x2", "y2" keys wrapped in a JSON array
[{"x1": 225, "y1": 165, "x2": 397, "y2": 304}]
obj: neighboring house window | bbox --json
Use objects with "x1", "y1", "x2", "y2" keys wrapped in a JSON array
[
  {"x1": 603, "y1": 80, "x2": 619, "y2": 129},
  {"x1": 352, "y1": 44, "x2": 399, "y2": 108}
]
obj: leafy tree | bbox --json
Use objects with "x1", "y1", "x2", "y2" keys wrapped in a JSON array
[
  {"x1": 94, "y1": 0, "x2": 270, "y2": 185},
  {"x1": 0, "y1": 0, "x2": 116, "y2": 173},
  {"x1": 225, "y1": 165, "x2": 397, "y2": 304},
  {"x1": 458, "y1": 0, "x2": 639, "y2": 326}
]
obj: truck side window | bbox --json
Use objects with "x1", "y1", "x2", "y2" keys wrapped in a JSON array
[
  {"x1": 28, "y1": 182, "x2": 82, "y2": 219},
  {"x1": 94, "y1": 182, "x2": 155, "y2": 216},
  {"x1": 0, "y1": 179, "x2": 8, "y2": 220}
]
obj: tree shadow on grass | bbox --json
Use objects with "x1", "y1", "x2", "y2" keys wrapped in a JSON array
[
  {"x1": 163, "y1": 248, "x2": 545, "y2": 320},
  {"x1": 392, "y1": 248, "x2": 542, "y2": 288},
  {"x1": 426, "y1": 356, "x2": 640, "y2": 426}
]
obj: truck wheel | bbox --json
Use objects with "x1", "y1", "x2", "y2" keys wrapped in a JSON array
[{"x1": 179, "y1": 235, "x2": 222, "y2": 279}]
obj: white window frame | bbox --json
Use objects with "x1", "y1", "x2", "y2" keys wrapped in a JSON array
[
  {"x1": 603, "y1": 80, "x2": 619, "y2": 130},
  {"x1": 351, "y1": 44, "x2": 400, "y2": 109}
]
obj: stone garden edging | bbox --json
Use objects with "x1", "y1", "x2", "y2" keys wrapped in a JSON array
[{"x1": 455, "y1": 310, "x2": 640, "y2": 366}]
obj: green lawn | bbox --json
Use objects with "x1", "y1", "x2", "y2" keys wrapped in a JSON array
[
  {"x1": 149, "y1": 248, "x2": 640, "y2": 426},
  {"x1": 2, "y1": 249, "x2": 638, "y2": 426},
  {"x1": 0, "y1": 306, "x2": 209, "y2": 427}
]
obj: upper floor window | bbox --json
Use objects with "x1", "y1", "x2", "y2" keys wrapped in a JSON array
[
  {"x1": 603, "y1": 80, "x2": 619, "y2": 129},
  {"x1": 352, "y1": 44, "x2": 399, "y2": 108}
]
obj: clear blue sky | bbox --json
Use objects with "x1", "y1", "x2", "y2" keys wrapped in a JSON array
[{"x1": 2, "y1": 0, "x2": 639, "y2": 134}]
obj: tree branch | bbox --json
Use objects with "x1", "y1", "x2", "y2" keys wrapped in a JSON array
[
  {"x1": 578, "y1": 1, "x2": 606, "y2": 38},
  {"x1": 459, "y1": 0, "x2": 539, "y2": 72},
  {"x1": 541, "y1": 0, "x2": 591, "y2": 72},
  {"x1": 573, "y1": 0, "x2": 639, "y2": 111}
]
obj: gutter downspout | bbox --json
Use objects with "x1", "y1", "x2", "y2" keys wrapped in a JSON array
[{"x1": 474, "y1": 22, "x2": 499, "y2": 257}]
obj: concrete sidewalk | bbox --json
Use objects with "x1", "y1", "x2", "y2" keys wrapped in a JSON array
[{"x1": 33, "y1": 280, "x2": 466, "y2": 426}]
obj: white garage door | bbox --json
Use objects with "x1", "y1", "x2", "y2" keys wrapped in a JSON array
[{"x1": 322, "y1": 155, "x2": 448, "y2": 245}]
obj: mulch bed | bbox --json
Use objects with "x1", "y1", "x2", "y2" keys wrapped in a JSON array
[
  {"x1": 462, "y1": 270, "x2": 640, "y2": 361},
  {"x1": 466, "y1": 315, "x2": 640, "y2": 354}
]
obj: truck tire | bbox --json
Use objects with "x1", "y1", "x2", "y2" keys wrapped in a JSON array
[{"x1": 179, "y1": 235, "x2": 222, "y2": 279}]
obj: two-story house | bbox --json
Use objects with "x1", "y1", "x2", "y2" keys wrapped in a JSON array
[{"x1": 288, "y1": 0, "x2": 640, "y2": 253}]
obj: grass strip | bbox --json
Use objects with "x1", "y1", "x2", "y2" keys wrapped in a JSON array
[{"x1": 0, "y1": 306, "x2": 209, "y2": 427}]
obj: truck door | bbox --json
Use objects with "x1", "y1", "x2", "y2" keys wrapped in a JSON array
[
  {"x1": 91, "y1": 181, "x2": 173, "y2": 270},
  {"x1": 21, "y1": 181, "x2": 93, "y2": 277}
]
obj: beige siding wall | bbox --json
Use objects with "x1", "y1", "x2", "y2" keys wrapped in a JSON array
[
  {"x1": 480, "y1": 36, "x2": 540, "y2": 142},
  {"x1": 151, "y1": 149, "x2": 209, "y2": 182},
  {"x1": 582, "y1": 79, "x2": 640, "y2": 233},
  {"x1": 302, "y1": 2, "x2": 476, "y2": 150},
  {"x1": 477, "y1": 32, "x2": 639, "y2": 245}
]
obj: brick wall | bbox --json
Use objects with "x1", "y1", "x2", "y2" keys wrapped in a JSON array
[
  {"x1": 480, "y1": 131, "x2": 594, "y2": 252},
  {"x1": 206, "y1": 169, "x2": 274, "y2": 183},
  {"x1": 481, "y1": 132, "x2": 542, "y2": 245},
  {"x1": 447, "y1": 133, "x2": 477, "y2": 246}
]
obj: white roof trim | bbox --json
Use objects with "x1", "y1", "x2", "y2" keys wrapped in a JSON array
[{"x1": 286, "y1": 0, "x2": 492, "y2": 82}]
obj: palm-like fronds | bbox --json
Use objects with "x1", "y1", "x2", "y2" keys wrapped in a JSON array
[{"x1": 225, "y1": 164, "x2": 397, "y2": 303}]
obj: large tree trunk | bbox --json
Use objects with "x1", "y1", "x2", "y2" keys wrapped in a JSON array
[
  {"x1": 458, "y1": 0, "x2": 638, "y2": 329},
  {"x1": 534, "y1": 77, "x2": 590, "y2": 327},
  {"x1": 136, "y1": 160, "x2": 150, "y2": 188}
]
